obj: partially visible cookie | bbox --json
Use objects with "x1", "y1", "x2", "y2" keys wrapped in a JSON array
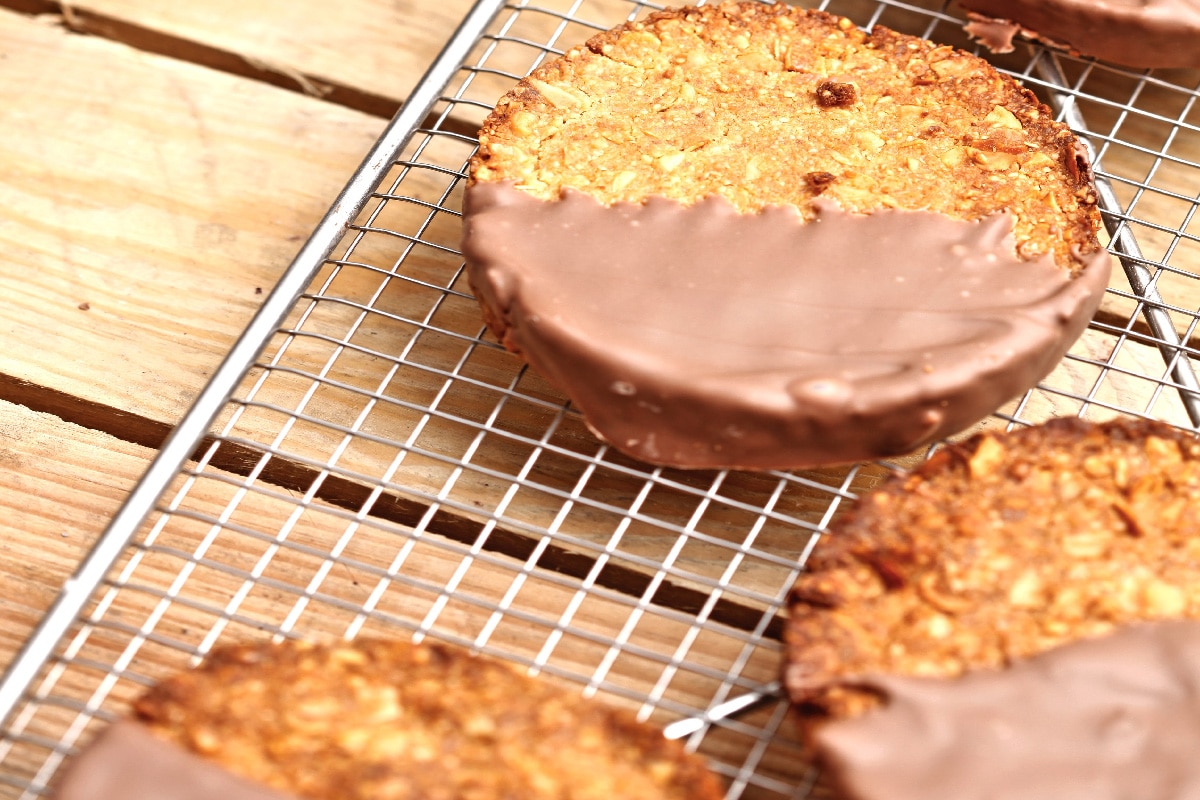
[
  {"x1": 783, "y1": 417, "x2": 1200, "y2": 722},
  {"x1": 961, "y1": 0, "x2": 1200, "y2": 69},
  {"x1": 814, "y1": 621, "x2": 1200, "y2": 800},
  {"x1": 131, "y1": 639, "x2": 723, "y2": 800}
]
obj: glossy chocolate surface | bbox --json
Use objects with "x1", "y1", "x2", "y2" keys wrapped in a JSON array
[
  {"x1": 52, "y1": 721, "x2": 293, "y2": 800},
  {"x1": 463, "y1": 182, "x2": 1111, "y2": 469},
  {"x1": 816, "y1": 621, "x2": 1200, "y2": 800}
]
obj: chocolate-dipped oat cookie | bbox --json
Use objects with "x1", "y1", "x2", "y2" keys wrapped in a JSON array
[{"x1": 464, "y1": 2, "x2": 1110, "y2": 470}]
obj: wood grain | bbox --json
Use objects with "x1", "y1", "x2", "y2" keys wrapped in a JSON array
[
  {"x1": 0, "y1": 0, "x2": 477, "y2": 116},
  {"x1": 0, "y1": 400, "x2": 151, "y2": 669},
  {"x1": 0, "y1": 8, "x2": 384, "y2": 425}
]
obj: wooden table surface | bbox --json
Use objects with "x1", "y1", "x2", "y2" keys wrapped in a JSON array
[
  {"x1": 0, "y1": 0, "x2": 477, "y2": 673},
  {"x1": 3, "y1": 4, "x2": 1200, "y2": 789}
]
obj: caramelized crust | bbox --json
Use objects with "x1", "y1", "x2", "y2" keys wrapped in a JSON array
[
  {"x1": 783, "y1": 417, "x2": 1200, "y2": 723},
  {"x1": 133, "y1": 639, "x2": 722, "y2": 800},
  {"x1": 472, "y1": 1, "x2": 1104, "y2": 273}
]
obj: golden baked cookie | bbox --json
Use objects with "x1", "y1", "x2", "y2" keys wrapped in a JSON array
[
  {"x1": 133, "y1": 639, "x2": 723, "y2": 800},
  {"x1": 783, "y1": 417, "x2": 1200, "y2": 723},
  {"x1": 462, "y1": 2, "x2": 1112, "y2": 470}
]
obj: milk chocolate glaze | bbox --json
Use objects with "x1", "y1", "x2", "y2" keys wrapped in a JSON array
[
  {"x1": 462, "y1": 182, "x2": 1111, "y2": 470},
  {"x1": 960, "y1": 0, "x2": 1200, "y2": 69},
  {"x1": 52, "y1": 721, "x2": 294, "y2": 800},
  {"x1": 816, "y1": 621, "x2": 1200, "y2": 800}
]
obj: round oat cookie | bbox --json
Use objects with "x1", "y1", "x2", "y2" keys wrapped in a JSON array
[
  {"x1": 463, "y1": 1, "x2": 1111, "y2": 470},
  {"x1": 132, "y1": 639, "x2": 723, "y2": 800},
  {"x1": 783, "y1": 416, "x2": 1200, "y2": 725}
]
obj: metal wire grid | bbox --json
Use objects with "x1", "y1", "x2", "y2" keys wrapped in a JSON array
[{"x1": 3, "y1": 0, "x2": 1200, "y2": 797}]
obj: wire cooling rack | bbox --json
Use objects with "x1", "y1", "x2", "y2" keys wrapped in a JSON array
[{"x1": 2, "y1": 0, "x2": 1199, "y2": 797}]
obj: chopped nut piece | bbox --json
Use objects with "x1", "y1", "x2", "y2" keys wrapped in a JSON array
[
  {"x1": 930, "y1": 56, "x2": 971, "y2": 78},
  {"x1": 657, "y1": 151, "x2": 686, "y2": 171},
  {"x1": 527, "y1": 78, "x2": 588, "y2": 109},
  {"x1": 611, "y1": 170, "x2": 638, "y2": 192},
  {"x1": 509, "y1": 110, "x2": 539, "y2": 136},
  {"x1": 1061, "y1": 532, "x2": 1110, "y2": 559},
  {"x1": 1006, "y1": 569, "x2": 1045, "y2": 608},
  {"x1": 744, "y1": 154, "x2": 764, "y2": 180},
  {"x1": 855, "y1": 130, "x2": 885, "y2": 151},
  {"x1": 967, "y1": 435, "x2": 1006, "y2": 478},
  {"x1": 816, "y1": 79, "x2": 857, "y2": 108},
  {"x1": 1146, "y1": 435, "x2": 1183, "y2": 463},
  {"x1": 187, "y1": 727, "x2": 220, "y2": 754},
  {"x1": 1143, "y1": 580, "x2": 1187, "y2": 616},
  {"x1": 984, "y1": 104, "x2": 1023, "y2": 130},
  {"x1": 971, "y1": 148, "x2": 1019, "y2": 171},
  {"x1": 1023, "y1": 151, "x2": 1057, "y2": 171},
  {"x1": 939, "y1": 146, "x2": 968, "y2": 168}
]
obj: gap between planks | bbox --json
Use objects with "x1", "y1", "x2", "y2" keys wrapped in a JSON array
[
  {"x1": 0, "y1": 370, "x2": 785, "y2": 640},
  {"x1": 0, "y1": 0, "x2": 469, "y2": 134}
]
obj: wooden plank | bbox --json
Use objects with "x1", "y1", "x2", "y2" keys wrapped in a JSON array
[
  {"x1": 4, "y1": 0, "x2": 477, "y2": 116},
  {"x1": 0, "y1": 400, "x2": 153, "y2": 670},
  {"x1": 0, "y1": 8, "x2": 384, "y2": 425},
  {"x1": 20, "y1": 0, "x2": 684, "y2": 119}
]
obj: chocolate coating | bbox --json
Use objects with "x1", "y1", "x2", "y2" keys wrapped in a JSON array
[
  {"x1": 815, "y1": 621, "x2": 1200, "y2": 800},
  {"x1": 52, "y1": 721, "x2": 294, "y2": 800},
  {"x1": 462, "y1": 182, "x2": 1111, "y2": 470},
  {"x1": 961, "y1": 0, "x2": 1200, "y2": 69}
]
